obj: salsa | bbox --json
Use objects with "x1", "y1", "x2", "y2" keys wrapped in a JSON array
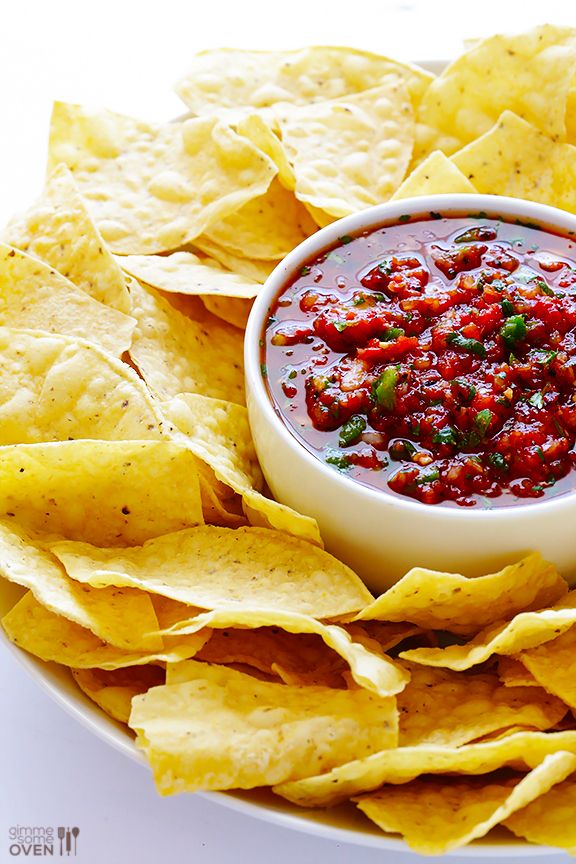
[{"x1": 263, "y1": 214, "x2": 576, "y2": 507}]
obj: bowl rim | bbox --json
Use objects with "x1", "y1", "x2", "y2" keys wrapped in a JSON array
[{"x1": 245, "y1": 192, "x2": 576, "y2": 521}]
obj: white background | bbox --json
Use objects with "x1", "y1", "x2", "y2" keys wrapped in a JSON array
[{"x1": 0, "y1": 1, "x2": 575, "y2": 862}]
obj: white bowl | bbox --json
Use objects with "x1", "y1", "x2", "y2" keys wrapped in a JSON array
[{"x1": 245, "y1": 194, "x2": 576, "y2": 591}]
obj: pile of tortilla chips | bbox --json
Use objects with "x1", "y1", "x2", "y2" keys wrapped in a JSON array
[{"x1": 3, "y1": 23, "x2": 576, "y2": 855}]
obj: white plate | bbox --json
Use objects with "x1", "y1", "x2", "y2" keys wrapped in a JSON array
[{"x1": 0, "y1": 57, "x2": 564, "y2": 857}]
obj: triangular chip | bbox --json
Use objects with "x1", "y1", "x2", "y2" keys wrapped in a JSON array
[
  {"x1": 3, "y1": 164, "x2": 131, "y2": 312},
  {"x1": 48, "y1": 525, "x2": 373, "y2": 619},
  {"x1": 391, "y1": 150, "x2": 476, "y2": 199},
  {"x1": 129, "y1": 659, "x2": 398, "y2": 793},
  {"x1": 48, "y1": 102, "x2": 277, "y2": 254},
  {"x1": 236, "y1": 114, "x2": 296, "y2": 189},
  {"x1": 192, "y1": 236, "x2": 279, "y2": 283},
  {"x1": 519, "y1": 625, "x2": 576, "y2": 710},
  {"x1": 163, "y1": 393, "x2": 322, "y2": 544},
  {"x1": 128, "y1": 280, "x2": 245, "y2": 404},
  {"x1": 0, "y1": 244, "x2": 134, "y2": 356},
  {"x1": 72, "y1": 666, "x2": 165, "y2": 724},
  {"x1": 117, "y1": 250, "x2": 259, "y2": 298},
  {"x1": 200, "y1": 295, "x2": 252, "y2": 329},
  {"x1": 504, "y1": 772, "x2": 576, "y2": 852}
]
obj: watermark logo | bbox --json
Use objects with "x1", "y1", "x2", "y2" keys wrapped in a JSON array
[{"x1": 8, "y1": 826, "x2": 80, "y2": 857}]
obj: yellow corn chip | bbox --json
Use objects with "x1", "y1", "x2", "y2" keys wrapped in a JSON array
[
  {"x1": 129, "y1": 659, "x2": 398, "y2": 793},
  {"x1": 518, "y1": 625, "x2": 576, "y2": 710},
  {"x1": 236, "y1": 114, "x2": 296, "y2": 190},
  {"x1": 416, "y1": 25, "x2": 576, "y2": 158},
  {"x1": 48, "y1": 102, "x2": 277, "y2": 254},
  {"x1": 274, "y1": 81, "x2": 414, "y2": 219},
  {"x1": 2, "y1": 592, "x2": 209, "y2": 669},
  {"x1": 163, "y1": 608, "x2": 409, "y2": 698},
  {"x1": 165, "y1": 393, "x2": 322, "y2": 544},
  {"x1": 129, "y1": 280, "x2": 245, "y2": 404},
  {"x1": 200, "y1": 296, "x2": 252, "y2": 329},
  {"x1": 504, "y1": 773, "x2": 576, "y2": 851},
  {"x1": 3, "y1": 164, "x2": 131, "y2": 313},
  {"x1": 72, "y1": 666, "x2": 165, "y2": 724},
  {"x1": 0, "y1": 329, "x2": 166, "y2": 444},
  {"x1": 400, "y1": 592, "x2": 576, "y2": 670},
  {"x1": 197, "y1": 473, "x2": 247, "y2": 528},
  {"x1": 498, "y1": 656, "x2": 541, "y2": 688},
  {"x1": 203, "y1": 179, "x2": 317, "y2": 260},
  {"x1": 0, "y1": 521, "x2": 162, "y2": 651},
  {"x1": 355, "y1": 752, "x2": 576, "y2": 854},
  {"x1": 117, "y1": 250, "x2": 259, "y2": 299},
  {"x1": 391, "y1": 150, "x2": 477, "y2": 199},
  {"x1": 191, "y1": 236, "x2": 278, "y2": 283},
  {"x1": 0, "y1": 440, "x2": 203, "y2": 545},
  {"x1": 175, "y1": 46, "x2": 433, "y2": 115},
  {"x1": 49, "y1": 525, "x2": 373, "y2": 620},
  {"x1": 0, "y1": 244, "x2": 134, "y2": 356},
  {"x1": 275, "y1": 730, "x2": 576, "y2": 808},
  {"x1": 398, "y1": 664, "x2": 566, "y2": 747},
  {"x1": 344, "y1": 621, "x2": 423, "y2": 653},
  {"x1": 356, "y1": 553, "x2": 567, "y2": 635},
  {"x1": 452, "y1": 110, "x2": 576, "y2": 212}
]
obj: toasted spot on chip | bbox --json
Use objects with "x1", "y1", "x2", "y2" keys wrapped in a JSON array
[
  {"x1": 2, "y1": 592, "x2": 209, "y2": 669},
  {"x1": 49, "y1": 525, "x2": 373, "y2": 620},
  {"x1": 274, "y1": 80, "x2": 414, "y2": 219},
  {"x1": 0, "y1": 329, "x2": 165, "y2": 444},
  {"x1": 164, "y1": 393, "x2": 322, "y2": 545},
  {"x1": 391, "y1": 150, "x2": 477, "y2": 199},
  {"x1": 48, "y1": 103, "x2": 277, "y2": 255},
  {"x1": 275, "y1": 730, "x2": 576, "y2": 808},
  {"x1": 0, "y1": 520, "x2": 162, "y2": 651},
  {"x1": 163, "y1": 608, "x2": 409, "y2": 697},
  {"x1": 117, "y1": 250, "x2": 260, "y2": 299},
  {"x1": 0, "y1": 244, "x2": 134, "y2": 357},
  {"x1": 200, "y1": 295, "x2": 252, "y2": 330},
  {"x1": 203, "y1": 178, "x2": 317, "y2": 261},
  {"x1": 417, "y1": 24, "x2": 576, "y2": 157},
  {"x1": 451, "y1": 110, "x2": 576, "y2": 212},
  {"x1": 400, "y1": 592, "x2": 576, "y2": 670},
  {"x1": 356, "y1": 553, "x2": 567, "y2": 635},
  {"x1": 3, "y1": 164, "x2": 131, "y2": 313},
  {"x1": 191, "y1": 236, "x2": 279, "y2": 283},
  {"x1": 129, "y1": 280, "x2": 245, "y2": 404},
  {"x1": 129, "y1": 659, "x2": 398, "y2": 793},
  {"x1": 0, "y1": 440, "x2": 203, "y2": 545},
  {"x1": 354, "y1": 752, "x2": 576, "y2": 854},
  {"x1": 72, "y1": 665, "x2": 165, "y2": 724},
  {"x1": 397, "y1": 663, "x2": 566, "y2": 747}
]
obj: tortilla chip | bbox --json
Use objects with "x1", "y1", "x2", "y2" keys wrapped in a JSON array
[
  {"x1": 48, "y1": 102, "x2": 277, "y2": 255},
  {"x1": 129, "y1": 659, "x2": 398, "y2": 793},
  {"x1": 49, "y1": 525, "x2": 373, "y2": 620},
  {"x1": 275, "y1": 729, "x2": 576, "y2": 808},
  {"x1": 0, "y1": 243, "x2": 134, "y2": 356},
  {"x1": 416, "y1": 25, "x2": 576, "y2": 159},
  {"x1": 274, "y1": 80, "x2": 414, "y2": 219},
  {"x1": 0, "y1": 520, "x2": 162, "y2": 650},
  {"x1": 498, "y1": 656, "x2": 541, "y2": 688},
  {"x1": 236, "y1": 114, "x2": 296, "y2": 189},
  {"x1": 391, "y1": 150, "x2": 477, "y2": 199},
  {"x1": 398, "y1": 664, "x2": 566, "y2": 747},
  {"x1": 191, "y1": 236, "x2": 278, "y2": 283},
  {"x1": 197, "y1": 472, "x2": 247, "y2": 528},
  {"x1": 165, "y1": 393, "x2": 322, "y2": 544},
  {"x1": 356, "y1": 553, "x2": 567, "y2": 635},
  {"x1": 128, "y1": 280, "x2": 245, "y2": 404},
  {"x1": 452, "y1": 110, "x2": 576, "y2": 212},
  {"x1": 72, "y1": 665, "x2": 165, "y2": 724},
  {"x1": 175, "y1": 46, "x2": 433, "y2": 115},
  {"x1": 164, "y1": 608, "x2": 409, "y2": 698},
  {"x1": 354, "y1": 752, "x2": 576, "y2": 854},
  {"x1": 400, "y1": 592, "x2": 576, "y2": 670},
  {"x1": 518, "y1": 625, "x2": 576, "y2": 710},
  {"x1": 3, "y1": 164, "x2": 131, "y2": 313},
  {"x1": 504, "y1": 772, "x2": 576, "y2": 851},
  {"x1": 0, "y1": 440, "x2": 203, "y2": 545},
  {"x1": 203, "y1": 179, "x2": 317, "y2": 260},
  {"x1": 344, "y1": 621, "x2": 423, "y2": 654},
  {"x1": 200, "y1": 295, "x2": 252, "y2": 329},
  {"x1": 117, "y1": 250, "x2": 259, "y2": 300},
  {"x1": 1, "y1": 591, "x2": 209, "y2": 669},
  {"x1": 0, "y1": 329, "x2": 166, "y2": 444}
]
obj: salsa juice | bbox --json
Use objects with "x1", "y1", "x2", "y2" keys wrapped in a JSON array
[{"x1": 263, "y1": 215, "x2": 576, "y2": 507}]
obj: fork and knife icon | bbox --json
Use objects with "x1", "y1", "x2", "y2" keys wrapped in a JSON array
[{"x1": 57, "y1": 827, "x2": 80, "y2": 856}]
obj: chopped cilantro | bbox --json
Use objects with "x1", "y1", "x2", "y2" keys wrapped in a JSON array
[
  {"x1": 260, "y1": 363, "x2": 267, "y2": 378},
  {"x1": 536, "y1": 446, "x2": 546, "y2": 463},
  {"x1": 352, "y1": 296, "x2": 366, "y2": 306},
  {"x1": 451, "y1": 378, "x2": 477, "y2": 403},
  {"x1": 338, "y1": 415, "x2": 367, "y2": 446},
  {"x1": 446, "y1": 332, "x2": 487, "y2": 358},
  {"x1": 381, "y1": 326, "x2": 405, "y2": 341},
  {"x1": 529, "y1": 391, "x2": 545, "y2": 409},
  {"x1": 429, "y1": 211, "x2": 442, "y2": 220},
  {"x1": 288, "y1": 369, "x2": 297, "y2": 380},
  {"x1": 535, "y1": 349, "x2": 558, "y2": 368},
  {"x1": 372, "y1": 366, "x2": 400, "y2": 410},
  {"x1": 500, "y1": 314, "x2": 526, "y2": 348},
  {"x1": 325, "y1": 448, "x2": 350, "y2": 471},
  {"x1": 338, "y1": 234, "x2": 353, "y2": 244},
  {"x1": 415, "y1": 468, "x2": 440, "y2": 485},
  {"x1": 433, "y1": 426, "x2": 458, "y2": 446},
  {"x1": 489, "y1": 453, "x2": 508, "y2": 472},
  {"x1": 389, "y1": 439, "x2": 417, "y2": 461},
  {"x1": 468, "y1": 409, "x2": 493, "y2": 447},
  {"x1": 501, "y1": 299, "x2": 515, "y2": 317},
  {"x1": 300, "y1": 265, "x2": 311, "y2": 276},
  {"x1": 333, "y1": 321, "x2": 349, "y2": 332},
  {"x1": 398, "y1": 214, "x2": 411, "y2": 223}
]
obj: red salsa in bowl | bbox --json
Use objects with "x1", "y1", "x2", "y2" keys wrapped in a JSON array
[{"x1": 263, "y1": 214, "x2": 576, "y2": 508}]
